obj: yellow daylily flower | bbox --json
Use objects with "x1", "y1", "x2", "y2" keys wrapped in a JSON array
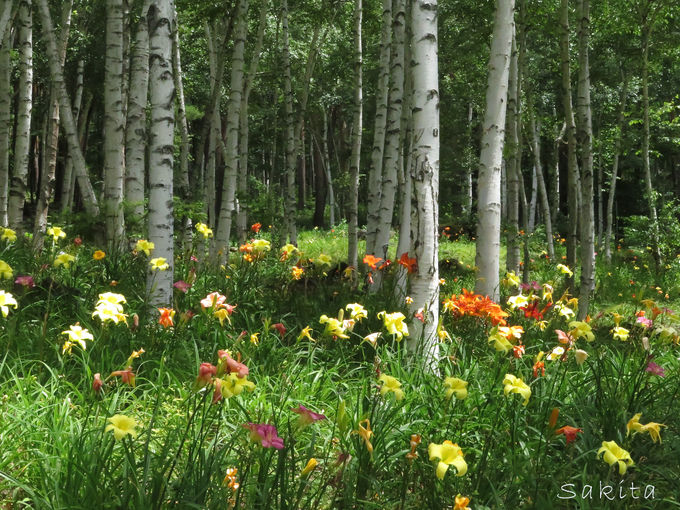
[
  {"x1": 195, "y1": 222, "x2": 213, "y2": 238},
  {"x1": 54, "y1": 252, "x2": 76, "y2": 268},
  {"x1": 300, "y1": 458, "x2": 318, "y2": 477},
  {"x1": 46, "y1": 226, "x2": 66, "y2": 242},
  {"x1": 61, "y1": 324, "x2": 94, "y2": 350},
  {"x1": 354, "y1": 419, "x2": 373, "y2": 454},
  {"x1": 316, "y1": 253, "x2": 332, "y2": 267},
  {"x1": 363, "y1": 332, "x2": 381, "y2": 348},
  {"x1": 319, "y1": 314, "x2": 349, "y2": 339},
  {"x1": 136, "y1": 239, "x2": 155, "y2": 256},
  {"x1": 488, "y1": 332, "x2": 513, "y2": 353},
  {"x1": 626, "y1": 413, "x2": 666, "y2": 443},
  {"x1": 105, "y1": 414, "x2": 138, "y2": 441},
  {"x1": 597, "y1": 440, "x2": 634, "y2": 475},
  {"x1": 0, "y1": 260, "x2": 12, "y2": 279},
  {"x1": 546, "y1": 346, "x2": 565, "y2": 361},
  {"x1": 557, "y1": 264, "x2": 573, "y2": 277},
  {"x1": 443, "y1": 377, "x2": 468, "y2": 400},
  {"x1": 612, "y1": 326, "x2": 629, "y2": 341},
  {"x1": 377, "y1": 311, "x2": 409, "y2": 341},
  {"x1": 507, "y1": 294, "x2": 529, "y2": 309},
  {"x1": 569, "y1": 321, "x2": 594, "y2": 342},
  {"x1": 150, "y1": 257, "x2": 169, "y2": 271},
  {"x1": 574, "y1": 349, "x2": 589, "y2": 365},
  {"x1": 297, "y1": 326, "x2": 316, "y2": 342},
  {"x1": 251, "y1": 239, "x2": 271, "y2": 254},
  {"x1": 1, "y1": 228, "x2": 17, "y2": 242},
  {"x1": 428, "y1": 440, "x2": 467, "y2": 479},
  {"x1": 504, "y1": 271, "x2": 521, "y2": 288},
  {"x1": 345, "y1": 303, "x2": 368, "y2": 321},
  {"x1": 378, "y1": 374, "x2": 404, "y2": 401},
  {"x1": 503, "y1": 373, "x2": 531, "y2": 406},
  {"x1": 219, "y1": 373, "x2": 256, "y2": 398}
]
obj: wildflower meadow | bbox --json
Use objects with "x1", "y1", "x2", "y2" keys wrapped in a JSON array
[{"x1": 0, "y1": 223, "x2": 678, "y2": 509}]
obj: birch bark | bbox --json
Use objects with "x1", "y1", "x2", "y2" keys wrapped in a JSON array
[{"x1": 474, "y1": 0, "x2": 514, "y2": 301}]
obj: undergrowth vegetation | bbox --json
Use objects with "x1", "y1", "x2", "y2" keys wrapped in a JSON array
[{"x1": 0, "y1": 223, "x2": 679, "y2": 509}]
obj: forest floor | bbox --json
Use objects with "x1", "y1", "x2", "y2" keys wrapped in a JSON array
[{"x1": 0, "y1": 224, "x2": 679, "y2": 509}]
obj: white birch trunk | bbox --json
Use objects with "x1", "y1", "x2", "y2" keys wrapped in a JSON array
[
  {"x1": 8, "y1": 0, "x2": 31, "y2": 231},
  {"x1": 409, "y1": 0, "x2": 439, "y2": 364},
  {"x1": 474, "y1": 0, "x2": 514, "y2": 302},
  {"x1": 172, "y1": 5, "x2": 190, "y2": 216},
  {"x1": 146, "y1": 0, "x2": 175, "y2": 306},
  {"x1": 125, "y1": 2, "x2": 150, "y2": 223},
  {"x1": 321, "y1": 108, "x2": 335, "y2": 226},
  {"x1": 236, "y1": 0, "x2": 268, "y2": 243},
  {"x1": 33, "y1": 0, "x2": 72, "y2": 250},
  {"x1": 104, "y1": 0, "x2": 126, "y2": 246},
  {"x1": 281, "y1": 0, "x2": 297, "y2": 244},
  {"x1": 365, "y1": 0, "x2": 392, "y2": 255},
  {"x1": 0, "y1": 2, "x2": 13, "y2": 45},
  {"x1": 61, "y1": 59, "x2": 84, "y2": 214},
  {"x1": 605, "y1": 75, "x2": 628, "y2": 263},
  {"x1": 395, "y1": 20, "x2": 413, "y2": 300},
  {"x1": 348, "y1": 0, "x2": 363, "y2": 270},
  {"x1": 0, "y1": 24, "x2": 10, "y2": 226},
  {"x1": 504, "y1": 28, "x2": 520, "y2": 274},
  {"x1": 215, "y1": 0, "x2": 248, "y2": 263},
  {"x1": 641, "y1": 22, "x2": 661, "y2": 267},
  {"x1": 373, "y1": 0, "x2": 406, "y2": 274},
  {"x1": 559, "y1": 0, "x2": 581, "y2": 286},
  {"x1": 576, "y1": 0, "x2": 594, "y2": 318},
  {"x1": 37, "y1": 0, "x2": 99, "y2": 217}
]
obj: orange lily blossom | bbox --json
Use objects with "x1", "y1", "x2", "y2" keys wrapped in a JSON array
[{"x1": 158, "y1": 307, "x2": 175, "y2": 328}]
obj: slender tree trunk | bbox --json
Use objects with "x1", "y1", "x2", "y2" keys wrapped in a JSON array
[
  {"x1": 204, "y1": 22, "x2": 220, "y2": 231},
  {"x1": 552, "y1": 122, "x2": 565, "y2": 222},
  {"x1": 409, "y1": 0, "x2": 440, "y2": 364},
  {"x1": 125, "y1": 2, "x2": 150, "y2": 224},
  {"x1": 60, "y1": 59, "x2": 84, "y2": 213},
  {"x1": 605, "y1": 74, "x2": 628, "y2": 263},
  {"x1": 215, "y1": 0, "x2": 248, "y2": 262},
  {"x1": 347, "y1": 0, "x2": 362, "y2": 270},
  {"x1": 321, "y1": 108, "x2": 335, "y2": 226},
  {"x1": 530, "y1": 112, "x2": 555, "y2": 258},
  {"x1": 281, "y1": 0, "x2": 297, "y2": 244},
  {"x1": 641, "y1": 21, "x2": 661, "y2": 267},
  {"x1": 65, "y1": 92, "x2": 91, "y2": 213},
  {"x1": 312, "y1": 132, "x2": 327, "y2": 227},
  {"x1": 462, "y1": 102, "x2": 474, "y2": 218},
  {"x1": 528, "y1": 166, "x2": 537, "y2": 231},
  {"x1": 172, "y1": 4, "x2": 191, "y2": 243},
  {"x1": 559, "y1": 0, "x2": 580, "y2": 288},
  {"x1": 104, "y1": 0, "x2": 126, "y2": 246},
  {"x1": 365, "y1": 0, "x2": 392, "y2": 255},
  {"x1": 236, "y1": 0, "x2": 267, "y2": 243},
  {"x1": 37, "y1": 0, "x2": 99, "y2": 217},
  {"x1": 475, "y1": 0, "x2": 514, "y2": 301},
  {"x1": 0, "y1": 1, "x2": 14, "y2": 44},
  {"x1": 146, "y1": 0, "x2": 175, "y2": 306},
  {"x1": 395, "y1": 15, "x2": 413, "y2": 300},
  {"x1": 372, "y1": 0, "x2": 406, "y2": 276},
  {"x1": 0, "y1": 23, "x2": 11, "y2": 226},
  {"x1": 576, "y1": 0, "x2": 595, "y2": 318},
  {"x1": 34, "y1": 0, "x2": 72, "y2": 250},
  {"x1": 8, "y1": 0, "x2": 31, "y2": 231},
  {"x1": 505, "y1": 28, "x2": 520, "y2": 274}
]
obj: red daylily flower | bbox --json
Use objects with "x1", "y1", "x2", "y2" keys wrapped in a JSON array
[{"x1": 556, "y1": 426, "x2": 583, "y2": 445}]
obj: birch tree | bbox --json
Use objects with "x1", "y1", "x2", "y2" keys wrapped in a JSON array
[
  {"x1": 605, "y1": 74, "x2": 628, "y2": 263},
  {"x1": 0, "y1": 19, "x2": 11, "y2": 226},
  {"x1": 365, "y1": 0, "x2": 392, "y2": 255},
  {"x1": 125, "y1": 1, "x2": 150, "y2": 223},
  {"x1": 372, "y1": 0, "x2": 406, "y2": 278},
  {"x1": 474, "y1": 0, "x2": 515, "y2": 302},
  {"x1": 559, "y1": 0, "x2": 581, "y2": 286},
  {"x1": 281, "y1": 0, "x2": 297, "y2": 244},
  {"x1": 34, "y1": 0, "x2": 72, "y2": 249},
  {"x1": 236, "y1": 0, "x2": 268, "y2": 243},
  {"x1": 347, "y1": 0, "x2": 362, "y2": 270},
  {"x1": 147, "y1": 0, "x2": 175, "y2": 305},
  {"x1": 0, "y1": 1, "x2": 13, "y2": 44},
  {"x1": 37, "y1": 0, "x2": 99, "y2": 217},
  {"x1": 576, "y1": 0, "x2": 595, "y2": 318},
  {"x1": 104, "y1": 0, "x2": 126, "y2": 246},
  {"x1": 8, "y1": 0, "x2": 31, "y2": 231},
  {"x1": 529, "y1": 111, "x2": 555, "y2": 258},
  {"x1": 409, "y1": 0, "x2": 439, "y2": 363},
  {"x1": 215, "y1": 0, "x2": 248, "y2": 263},
  {"x1": 504, "y1": 29, "x2": 520, "y2": 274}
]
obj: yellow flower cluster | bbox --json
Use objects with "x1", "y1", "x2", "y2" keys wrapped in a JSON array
[{"x1": 92, "y1": 292, "x2": 128, "y2": 324}]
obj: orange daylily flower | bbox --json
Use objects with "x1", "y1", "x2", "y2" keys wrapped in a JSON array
[
  {"x1": 556, "y1": 425, "x2": 583, "y2": 445},
  {"x1": 158, "y1": 307, "x2": 175, "y2": 328},
  {"x1": 397, "y1": 253, "x2": 418, "y2": 274}
]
